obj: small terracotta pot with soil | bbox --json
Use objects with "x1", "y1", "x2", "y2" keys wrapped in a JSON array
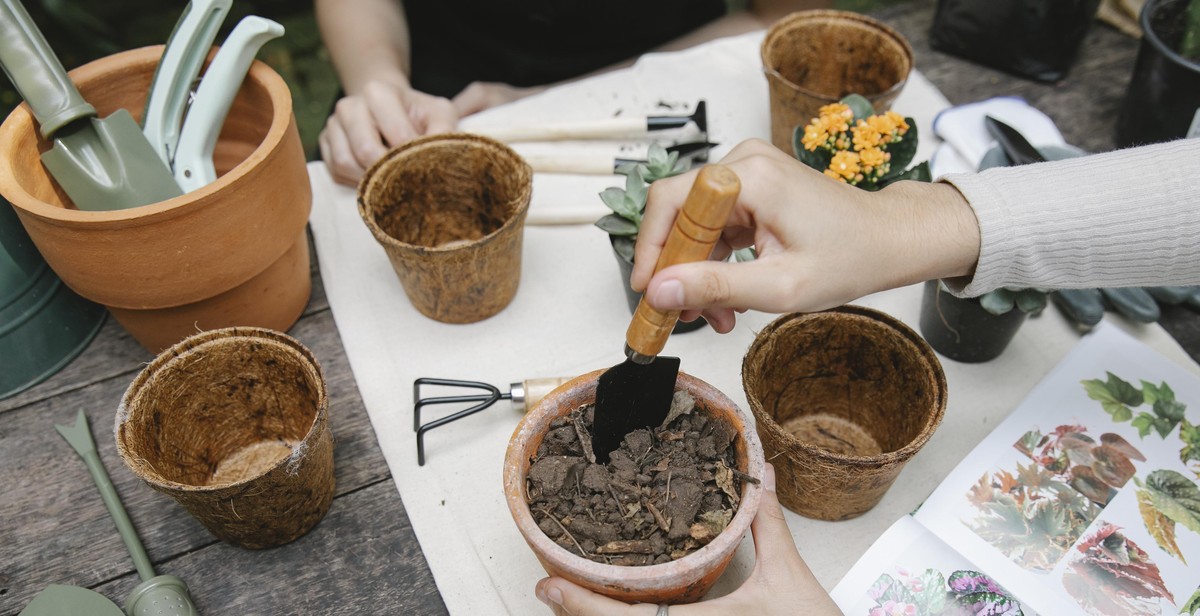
[
  {"x1": 761, "y1": 10, "x2": 914, "y2": 151},
  {"x1": 0, "y1": 46, "x2": 312, "y2": 353},
  {"x1": 742, "y1": 306, "x2": 946, "y2": 521},
  {"x1": 504, "y1": 370, "x2": 764, "y2": 604},
  {"x1": 358, "y1": 133, "x2": 532, "y2": 324},
  {"x1": 116, "y1": 327, "x2": 334, "y2": 549}
]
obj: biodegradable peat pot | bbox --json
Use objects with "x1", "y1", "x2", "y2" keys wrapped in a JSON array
[
  {"x1": 116, "y1": 327, "x2": 334, "y2": 549},
  {"x1": 918, "y1": 280, "x2": 1028, "y2": 363},
  {"x1": 761, "y1": 10, "x2": 914, "y2": 152},
  {"x1": 504, "y1": 370, "x2": 765, "y2": 604},
  {"x1": 358, "y1": 133, "x2": 531, "y2": 324},
  {"x1": 0, "y1": 46, "x2": 312, "y2": 353},
  {"x1": 742, "y1": 306, "x2": 946, "y2": 521},
  {"x1": 1115, "y1": 0, "x2": 1200, "y2": 146}
]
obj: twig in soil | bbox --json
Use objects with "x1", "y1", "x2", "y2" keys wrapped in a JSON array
[
  {"x1": 537, "y1": 507, "x2": 591, "y2": 558},
  {"x1": 646, "y1": 499, "x2": 671, "y2": 533},
  {"x1": 572, "y1": 414, "x2": 596, "y2": 464},
  {"x1": 729, "y1": 466, "x2": 761, "y2": 485},
  {"x1": 664, "y1": 470, "x2": 672, "y2": 508}
]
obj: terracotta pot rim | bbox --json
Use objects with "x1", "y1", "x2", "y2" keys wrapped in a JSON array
[
  {"x1": 504, "y1": 369, "x2": 765, "y2": 591},
  {"x1": 0, "y1": 45, "x2": 293, "y2": 226},
  {"x1": 116, "y1": 327, "x2": 327, "y2": 492},
  {"x1": 743, "y1": 306, "x2": 947, "y2": 465},
  {"x1": 760, "y1": 10, "x2": 914, "y2": 102},
  {"x1": 356, "y1": 133, "x2": 532, "y2": 253}
]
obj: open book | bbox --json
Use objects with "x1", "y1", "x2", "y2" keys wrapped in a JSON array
[{"x1": 830, "y1": 324, "x2": 1200, "y2": 616}]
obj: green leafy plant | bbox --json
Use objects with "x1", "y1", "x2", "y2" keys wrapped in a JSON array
[
  {"x1": 594, "y1": 143, "x2": 686, "y2": 262},
  {"x1": 1134, "y1": 469, "x2": 1200, "y2": 563},
  {"x1": 976, "y1": 287, "x2": 1048, "y2": 316}
]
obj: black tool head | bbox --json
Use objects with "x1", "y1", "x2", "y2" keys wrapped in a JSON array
[
  {"x1": 690, "y1": 100, "x2": 707, "y2": 135},
  {"x1": 591, "y1": 356, "x2": 681, "y2": 463}
]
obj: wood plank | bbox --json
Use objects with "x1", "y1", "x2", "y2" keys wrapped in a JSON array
[
  {"x1": 91, "y1": 480, "x2": 448, "y2": 616},
  {"x1": 0, "y1": 308, "x2": 391, "y2": 615}
]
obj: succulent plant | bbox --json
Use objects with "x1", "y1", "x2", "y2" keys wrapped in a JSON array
[{"x1": 594, "y1": 143, "x2": 687, "y2": 262}]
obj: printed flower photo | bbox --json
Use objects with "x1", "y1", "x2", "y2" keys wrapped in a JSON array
[
  {"x1": 866, "y1": 566, "x2": 1025, "y2": 616},
  {"x1": 1061, "y1": 523, "x2": 1174, "y2": 616},
  {"x1": 963, "y1": 424, "x2": 1145, "y2": 572}
]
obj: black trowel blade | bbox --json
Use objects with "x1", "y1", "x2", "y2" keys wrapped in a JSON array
[{"x1": 592, "y1": 356, "x2": 681, "y2": 463}]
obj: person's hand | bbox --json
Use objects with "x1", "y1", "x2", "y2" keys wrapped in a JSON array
[
  {"x1": 452, "y1": 81, "x2": 547, "y2": 117},
  {"x1": 533, "y1": 463, "x2": 842, "y2": 616},
  {"x1": 630, "y1": 139, "x2": 981, "y2": 332},
  {"x1": 318, "y1": 78, "x2": 458, "y2": 186}
]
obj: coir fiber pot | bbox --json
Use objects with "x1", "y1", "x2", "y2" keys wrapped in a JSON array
[
  {"x1": 609, "y1": 236, "x2": 705, "y2": 334},
  {"x1": 116, "y1": 327, "x2": 334, "y2": 549},
  {"x1": 0, "y1": 46, "x2": 312, "y2": 353},
  {"x1": 918, "y1": 280, "x2": 1028, "y2": 363},
  {"x1": 504, "y1": 370, "x2": 764, "y2": 604},
  {"x1": 761, "y1": 10, "x2": 914, "y2": 152},
  {"x1": 742, "y1": 306, "x2": 946, "y2": 521},
  {"x1": 358, "y1": 133, "x2": 531, "y2": 324},
  {"x1": 0, "y1": 197, "x2": 105, "y2": 398},
  {"x1": 1115, "y1": 0, "x2": 1200, "y2": 146}
]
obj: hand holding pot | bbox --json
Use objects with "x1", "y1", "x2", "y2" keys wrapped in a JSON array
[
  {"x1": 632, "y1": 139, "x2": 980, "y2": 331},
  {"x1": 533, "y1": 464, "x2": 841, "y2": 616}
]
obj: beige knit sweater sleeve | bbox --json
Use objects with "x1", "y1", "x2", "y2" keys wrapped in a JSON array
[{"x1": 939, "y1": 138, "x2": 1200, "y2": 297}]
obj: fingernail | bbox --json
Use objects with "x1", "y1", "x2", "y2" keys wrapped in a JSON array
[
  {"x1": 535, "y1": 583, "x2": 548, "y2": 605},
  {"x1": 652, "y1": 279, "x2": 685, "y2": 309},
  {"x1": 547, "y1": 585, "x2": 564, "y2": 605},
  {"x1": 763, "y1": 463, "x2": 776, "y2": 492}
]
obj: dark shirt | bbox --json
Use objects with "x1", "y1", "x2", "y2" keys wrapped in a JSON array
[{"x1": 405, "y1": 0, "x2": 728, "y2": 98}]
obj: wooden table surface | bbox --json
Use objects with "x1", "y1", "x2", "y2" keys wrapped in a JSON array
[{"x1": 3, "y1": 2, "x2": 1197, "y2": 614}]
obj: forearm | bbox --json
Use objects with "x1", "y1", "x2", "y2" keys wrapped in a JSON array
[
  {"x1": 942, "y1": 138, "x2": 1200, "y2": 295},
  {"x1": 872, "y1": 180, "x2": 981, "y2": 292},
  {"x1": 315, "y1": 0, "x2": 411, "y2": 94}
]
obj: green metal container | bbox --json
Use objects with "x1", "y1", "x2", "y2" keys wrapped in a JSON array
[{"x1": 1, "y1": 198, "x2": 105, "y2": 399}]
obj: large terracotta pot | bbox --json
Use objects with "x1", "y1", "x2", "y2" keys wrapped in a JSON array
[
  {"x1": 0, "y1": 46, "x2": 311, "y2": 352},
  {"x1": 503, "y1": 370, "x2": 764, "y2": 604}
]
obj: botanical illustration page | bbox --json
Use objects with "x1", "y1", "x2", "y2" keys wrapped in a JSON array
[{"x1": 914, "y1": 324, "x2": 1200, "y2": 616}]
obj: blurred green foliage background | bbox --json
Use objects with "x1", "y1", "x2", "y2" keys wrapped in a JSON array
[{"x1": 0, "y1": 0, "x2": 906, "y2": 161}]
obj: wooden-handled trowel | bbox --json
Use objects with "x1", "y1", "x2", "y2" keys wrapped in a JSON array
[{"x1": 591, "y1": 164, "x2": 740, "y2": 462}]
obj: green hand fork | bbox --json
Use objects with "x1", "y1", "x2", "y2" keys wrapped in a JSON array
[{"x1": 52, "y1": 409, "x2": 198, "y2": 616}]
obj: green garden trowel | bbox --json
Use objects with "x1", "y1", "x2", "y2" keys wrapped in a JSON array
[
  {"x1": 37, "y1": 410, "x2": 199, "y2": 616},
  {"x1": 0, "y1": 0, "x2": 182, "y2": 211}
]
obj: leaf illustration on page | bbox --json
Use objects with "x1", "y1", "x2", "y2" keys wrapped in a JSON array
[
  {"x1": 1062, "y1": 523, "x2": 1173, "y2": 616},
  {"x1": 1083, "y1": 373, "x2": 1143, "y2": 421},
  {"x1": 1136, "y1": 489, "x2": 1185, "y2": 563},
  {"x1": 1138, "y1": 470, "x2": 1200, "y2": 534},
  {"x1": 1183, "y1": 586, "x2": 1200, "y2": 615}
]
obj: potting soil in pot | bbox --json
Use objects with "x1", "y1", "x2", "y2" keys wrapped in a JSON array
[{"x1": 525, "y1": 392, "x2": 752, "y2": 566}]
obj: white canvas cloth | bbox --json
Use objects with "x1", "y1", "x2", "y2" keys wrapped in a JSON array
[{"x1": 307, "y1": 31, "x2": 1200, "y2": 615}]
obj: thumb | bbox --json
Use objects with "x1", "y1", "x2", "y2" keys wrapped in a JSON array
[
  {"x1": 749, "y1": 463, "x2": 800, "y2": 563},
  {"x1": 644, "y1": 258, "x2": 798, "y2": 314},
  {"x1": 535, "y1": 577, "x2": 650, "y2": 616}
]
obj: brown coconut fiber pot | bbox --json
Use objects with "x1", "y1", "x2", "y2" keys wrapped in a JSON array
[
  {"x1": 116, "y1": 327, "x2": 334, "y2": 549},
  {"x1": 742, "y1": 306, "x2": 946, "y2": 521},
  {"x1": 761, "y1": 10, "x2": 914, "y2": 151},
  {"x1": 504, "y1": 370, "x2": 765, "y2": 604},
  {"x1": 358, "y1": 133, "x2": 531, "y2": 324},
  {"x1": 0, "y1": 46, "x2": 312, "y2": 352}
]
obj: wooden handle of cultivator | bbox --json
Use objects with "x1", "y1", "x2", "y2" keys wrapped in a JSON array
[{"x1": 625, "y1": 164, "x2": 740, "y2": 358}]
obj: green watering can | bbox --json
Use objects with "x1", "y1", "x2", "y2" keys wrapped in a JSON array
[{"x1": 0, "y1": 198, "x2": 105, "y2": 398}]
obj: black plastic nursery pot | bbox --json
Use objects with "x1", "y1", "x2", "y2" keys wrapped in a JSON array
[
  {"x1": 918, "y1": 280, "x2": 1027, "y2": 363},
  {"x1": 610, "y1": 237, "x2": 706, "y2": 334},
  {"x1": 1115, "y1": 0, "x2": 1200, "y2": 146}
]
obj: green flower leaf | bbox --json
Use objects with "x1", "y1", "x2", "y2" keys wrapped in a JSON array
[
  {"x1": 1182, "y1": 586, "x2": 1200, "y2": 615},
  {"x1": 600, "y1": 187, "x2": 631, "y2": 215},
  {"x1": 1014, "y1": 289, "x2": 1048, "y2": 314},
  {"x1": 594, "y1": 213, "x2": 639, "y2": 236},
  {"x1": 1180, "y1": 419, "x2": 1200, "y2": 467},
  {"x1": 1083, "y1": 372, "x2": 1143, "y2": 422},
  {"x1": 886, "y1": 118, "x2": 919, "y2": 174},
  {"x1": 1132, "y1": 413, "x2": 1156, "y2": 437},
  {"x1": 841, "y1": 94, "x2": 875, "y2": 122}
]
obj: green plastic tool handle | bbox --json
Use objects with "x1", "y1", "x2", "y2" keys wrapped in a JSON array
[
  {"x1": 55, "y1": 410, "x2": 156, "y2": 582},
  {"x1": 0, "y1": 0, "x2": 95, "y2": 139}
]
